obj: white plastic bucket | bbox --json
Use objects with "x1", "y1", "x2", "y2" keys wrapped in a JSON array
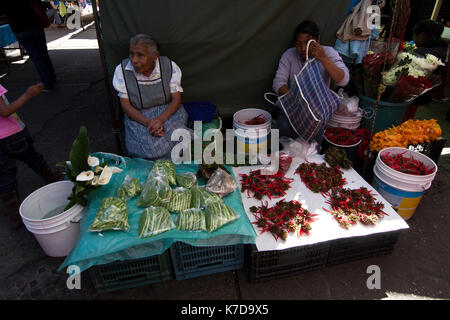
[
  {"x1": 372, "y1": 147, "x2": 437, "y2": 220},
  {"x1": 328, "y1": 108, "x2": 363, "y2": 130},
  {"x1": 233, "y1": 108, "x2": 271, "y2": 155},
  {"x1": 19, "y1": 181, "x2": 84, "y2": 257}
]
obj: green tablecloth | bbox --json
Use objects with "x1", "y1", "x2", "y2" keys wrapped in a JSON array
[{"x1": 58, "y1": 158, "x2": 256, "y2": 273}]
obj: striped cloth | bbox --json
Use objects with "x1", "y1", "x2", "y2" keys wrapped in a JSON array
[{"x1": 278, "y1": 57, "x2": 341, "y2": 143}]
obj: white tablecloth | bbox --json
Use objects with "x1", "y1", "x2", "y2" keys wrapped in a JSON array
[{"x1": 232, "y1": 154, "x2": 409, "y2": 252}]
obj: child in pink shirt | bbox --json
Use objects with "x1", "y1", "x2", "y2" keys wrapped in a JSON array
[{"x1": 0, "y1": 83, "x2": 59, "y2": 228}]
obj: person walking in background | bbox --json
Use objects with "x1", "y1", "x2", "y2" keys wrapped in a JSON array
[
  {"x1": 0, "y1": 0, "x2": 57, "y2": 92},
  {"x1": 0, "y1": 83, "x2": 59, "y2": 229}
]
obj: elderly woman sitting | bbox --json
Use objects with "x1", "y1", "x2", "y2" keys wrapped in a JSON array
[{"x1": 113, "y1": 33, "x2": 189, "y2": 160}]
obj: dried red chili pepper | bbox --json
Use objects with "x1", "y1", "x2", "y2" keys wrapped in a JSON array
[
  {"x1": 324, "y1": 128, "x2": 362, "y2": 146},
  {"x1": 323, "y1": 187, "x2": 387, "y2": 229},
  {"x1": 250, "y1": 199, "x2": 317, "y2": 241},
  {"x1": 240, "y1": 169, "x2": 293, "y2": 200},
  {"x1": 295, "y1": 162, "x2": 346, "y2": 194},
  {"x1": 381, "y1": 152, "x2": 434, "y2": 175},
  {"x1": 241, "y1": 114, "x2": 267, "y2": 125}
]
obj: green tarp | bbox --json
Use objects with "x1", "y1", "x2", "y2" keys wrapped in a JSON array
[
  {"x1": 99, "y1": 0, "x2": 350, "y2": 119},
  {"x1": 59, "y1": 158, "x2": 256, "y2": 273}
]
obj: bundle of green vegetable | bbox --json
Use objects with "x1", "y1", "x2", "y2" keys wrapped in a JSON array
[
  {"x1": 137, "y1": 175, "x2": 172, "y2": 208},
  {"x1": 176, "y1": 172, "x2": 197, "y2": 189},
  {"x1": 138, "y1": 206, "x2": 175, "y2": 238},
  {"x1": 176, "y1": 208, "x2": 207, "y2": 231},
  {"x1": 150, "y1": 160, "x2": 176, "y2": 185},
  {"x1": 89, "y1": 197, "x2": 129, "y2": 232},
  {"x1": 168, "y1": 187, "x2": 192, "y2": 213},
  {"x1": 190, "y1": 185, "x2": 222, "y2": 208},
  {"x1": 324, "y1": 146, "x2": 352, "y2": 170},
  {"x1": 117, "y1": 175, "x2": 142, "y2": 201},
  {"x1": 204, "y1": 202, "x2": 239, "y2": 232}
]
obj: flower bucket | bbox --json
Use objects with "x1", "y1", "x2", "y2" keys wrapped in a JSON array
[
  {"x1": 358, "y1": 94, "x2": 412, "y2": 135},
  {"x1": 19, "y1": 181, "x2": 84, "y2": 257}
]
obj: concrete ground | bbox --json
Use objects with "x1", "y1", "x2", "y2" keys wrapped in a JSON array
[{"x1": 0, "y1": 23, "x2": 449, "y2": 300}]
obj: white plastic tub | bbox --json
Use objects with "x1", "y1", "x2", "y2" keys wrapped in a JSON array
[
  {"x1": 19, "y1": 181, "x2": 84, "y2": 257},
  {"x1": 233, "y1": 108, "x2": 272, "y2": 155}
]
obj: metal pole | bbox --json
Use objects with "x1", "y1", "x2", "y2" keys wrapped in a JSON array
[
  {"x1": 91, "y1": 0, "x2": 123, "y2": 155},
  {"x1": 431, "y1": 0, "x2": 443, "y2": 21}
]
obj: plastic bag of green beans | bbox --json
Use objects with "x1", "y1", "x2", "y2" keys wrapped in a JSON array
[
  {"x1": 176, "y1": 172, "x2": 197, "y2": 189},
  {"x1": 137, "y1": 175, "x2": 172, "y2": 208},
  {"x1": 176, "y1": 208, "x2": 207, "y2": 231},
  {"x1": 149, "y1": 160, "x2": 176, "y2": 185},
  {"x1": 204, "y1": 201, "x2": 239, "y2": 232},
  {"x1": 138, "y1": 206, "x2": 175, "y2": 238},
  {"x1": 190, "y1": 185, "x2": 222, "y2": 209},
  {"x1": 117, "y1": 175, "x2": 142, "y2": 201},
  {"x1": 168, "y1": 187, "x2": 192, "y2": 213},
  {"x1": 88, "y1": 197, "x2": 130, "y2": 232}
]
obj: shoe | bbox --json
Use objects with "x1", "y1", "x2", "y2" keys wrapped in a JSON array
[
  {"x1": 0, "y1": 189, "x2": 23, "y2": 229},
  {"x1": 432, "y1": 97, "x2": 449, "y2": 103}
]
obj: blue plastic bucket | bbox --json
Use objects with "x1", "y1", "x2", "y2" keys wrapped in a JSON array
[{"x1": 358, "y1": 94, "x2": 412, "y2": 135}]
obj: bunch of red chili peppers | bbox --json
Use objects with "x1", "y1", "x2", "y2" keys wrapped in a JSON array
[
  {"x1": 241, "y1": 114, "x2": 266, "y2": 125},
  {"x1": 323, "y1": 187, "x2": 387, "y2": 229},
  {"x1": 295, "y1": 162, "x2": 346, "y2": 195},
  {"x1": 250, "y1": 199, "x2": 317, "y2": 240},
  {"x1": 240, "y1": 169, "x2": 293, "y2": 200},
  {"x1": 381, "y1": 152, "x2": 435, "y2": 175},
  {"x1": 324, "y1": 128, "x2": 362, "y2": 146}
]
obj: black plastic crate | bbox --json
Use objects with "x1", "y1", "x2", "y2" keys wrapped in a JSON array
[
  {"x1": 170, "y1": 242, "x2": 245, "y2": 280},
  {"x1": 88, "y1": 251, "x2": 172, "y2": 293},
  {"x1": 407, "y1": 138, "x2": 447, "y2": 164},
  {"x1": 247, "y1": 242, "x2": 330, "y2": 283},
  {"x1": 326, "y1": 230, "x2": 402, "y2": 266}
]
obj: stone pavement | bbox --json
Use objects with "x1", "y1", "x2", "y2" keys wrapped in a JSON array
[{"x1": 0, "y1": 24, "x2": 449, "y2": 300}]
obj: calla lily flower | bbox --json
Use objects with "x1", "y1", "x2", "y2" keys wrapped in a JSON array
[
  {"x1": 76, "y1": 170, "x2": 94, "y2": 181},
  {"x1": 87, "y1": 156, "x2": 100, "y2": 167},
  {"x1": 91, "y1": 176, "x2": 99, "y2": 185},
  {"x1": 97, "y1": 167, "x2": 113, "y2": 185},
  {"x1": 104, "y1": 166, "x2": 123, "y2": 174}
]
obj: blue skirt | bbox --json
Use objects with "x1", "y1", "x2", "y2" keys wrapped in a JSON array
[{"x1": 124, "y1": 104, "x2": 190, "y2": 160}]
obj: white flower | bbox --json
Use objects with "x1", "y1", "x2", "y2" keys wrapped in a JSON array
[
  {"x1": 91, "y1": 176, "x2": 99, "y2": 185},
  {"x1": 76, "y1": 170, "x2": 94, "y2": 181},
  {"x1": 97, "y1": 168, "x2": 113, "y2": 185},
  {"x1": 96, "y1": 165, "x2": 122, "y2": 185},
  {"x1": 383, "y1": 67, "x2": 401, "y2": 86},
  {"x1": 407, "y1": 65, "x2": 426, "y2": 78},
  {"x1": 87, "y1": 156, "x2": 100, "y2": 167},
  {"x1": 104, "y1": 166, "x2": 123, "y2": 174},
  {"x1": 425, "y1": 54, "x2": 444, "y2": 68},
  {"x1": 411, "y1": 56, "x2": 435, "y2": 73}
]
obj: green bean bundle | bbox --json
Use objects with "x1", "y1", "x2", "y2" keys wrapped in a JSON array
[
  {"x1": 205, "y1": 202, "x2": 239, "y2": 232},
  {"x1": 138, "y1": 206, "x2": 175, "y2": 238},
  {"x1": 89, "y1": 197, "x2": 129, "y2": 232},
  {"x1": 149, "y1": 160, "x2": 176, "y2": 185},
  {"x1": 176, "y1": 172, "x2": 197, "y2": 189},
  {"x1": 176, "y1": 208, "x2": 207, "y2": 231},
  {"x1": 117, "y1": 176, "x2": 142, "y2": 201},
  {"x1": 137, "y1": 175, "x2": 172, "y2": 208},
  {"x1": 190, "y1": 185, "x2": 222, "y2": 209},
  {"x1": 168, "y1": 187, "x2": 192, "y2": 213}
]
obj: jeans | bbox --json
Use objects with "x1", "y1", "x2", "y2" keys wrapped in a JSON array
[
  {"x1": 14, "y1": 28, "x2": 56, "y2": 90},
  {"x1": 45, "y1": 8, "x2": 62, "y2": 25},
  {"x1": 0, "y1": 128, "x2": 47, "y2": 194}
]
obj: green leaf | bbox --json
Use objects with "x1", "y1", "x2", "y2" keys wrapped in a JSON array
[
  {"x1": 69, "y1": 126, "x2": 91, "y2": 175},
  {"x1": 74, "y1": 184, "x2": 85, "y2": 195}
]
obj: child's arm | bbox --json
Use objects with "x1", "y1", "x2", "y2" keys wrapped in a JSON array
[{"x1": 0, "y1": 83, "x2": 43, "y2": 117}]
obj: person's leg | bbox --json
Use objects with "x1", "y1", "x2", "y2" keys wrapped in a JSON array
[
  {"x1": 14, "y1": 28, "x2": 56, "y2": 90},
  {"x1": 0, "y1": 138, "x2": 22, "y2": 228},
  {"x1": 5, "y1": 129, "x2": 59, "y2": 184}
]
